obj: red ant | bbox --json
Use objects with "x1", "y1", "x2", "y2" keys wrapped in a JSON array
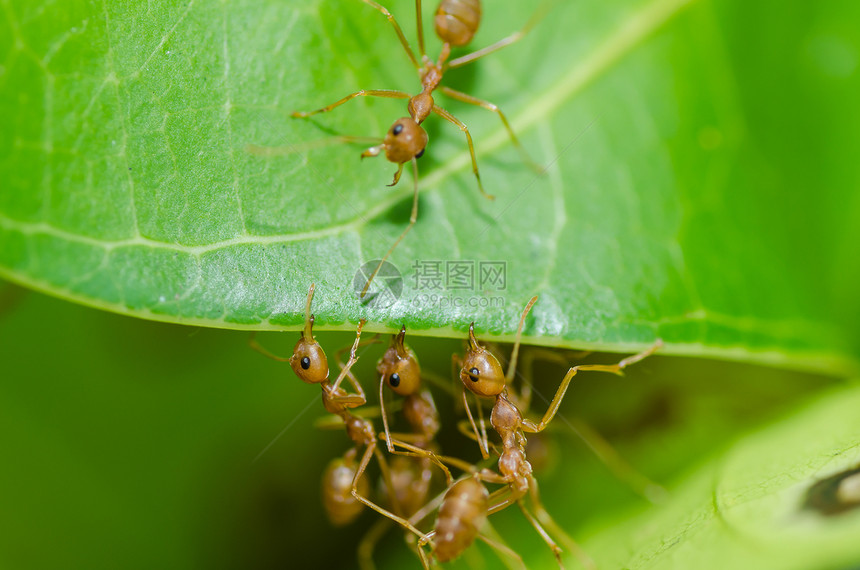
[
  {"x1": 416, "y1": 297, "x2": 662, "y2": 567},
  {"x1": 291, "y1": 0, "x2": 544, "y2": 297},
  {"x1": 250, "y1": 284, "x2": 431, "y2": 534}
]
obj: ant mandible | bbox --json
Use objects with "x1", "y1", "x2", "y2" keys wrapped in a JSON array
[{"x1": 292, "y1": 0, "x2": 544, "y2": 297}]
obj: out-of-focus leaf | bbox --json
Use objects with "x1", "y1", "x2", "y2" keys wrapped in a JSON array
[{"x1": 582, "y1": 382, "x2": 860, "y2": 569}]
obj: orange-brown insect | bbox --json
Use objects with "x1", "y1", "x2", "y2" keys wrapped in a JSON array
[
  {"x1": 291, "y1": 0, "x2": 544, "y2": 297},
  {"x1": 321, "y1": 448, "x2": 372, "y2": 526},
  {"x1": 452, "y1": 297, "x2": 663, "y2": 567},
  {"x1": 249, "y1": 284, "x2": 430, "y2": 534},
  {"x1": 376, "y1": 326, "x2": 442, "y2": 453},
  {"x1": 356, "y1": 326, "x2": 460, "y2": 568},
  {"x1": 410, "y1": 474, "x2": 525, "y2": 568}
]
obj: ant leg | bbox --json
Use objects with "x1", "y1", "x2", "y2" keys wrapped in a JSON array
[
  {"x1": 248, "y1": 332, "x2": 292, "y2": 362},
  {"x1": 380, "y1": 376, "x2": 396, "y2": 451},
  {"x1": 360, "y1": 156, "x2": 420, "y2": 298},
  {"x1": 526, "y1": 476, "x2": 595, "y2": 570},
  {"x1": 514, "y1": 349, "x2": 665, "y2": 503},
  {"x1": 416, "y1": 546, "x2": 432, "y2": 570},
  {"x1": 453, "y1": 351, "x2": 492, "y2": 458},
  {"x1": 440, "y1": 86, "x2": 542, "y2": 174},
  {"x1": 351, "y1": 443, "x2": 426, "y2": 539},
  {"x1": 335, "y1": 333, "x2": 382, "y2": 375},
  {"x1": 447, "y1": 2, "x2": 551, "y2": 69},
  {"x1": 516, "y1": 499, "x2": 566, "y2": 569},
  {"x1": 571, "y1": 416, "x2": 667, "y2": 504},
  {"x1": 516, "y1": 347, "x2": 591, "y2": 411},
  {"x1": 248, "y1": 283, "x2": 321, "y2": 361},
  {"x1": 332, "y1": 331, "x2": 382, "y2": 397},
  {"x1": 246, "y1": 135, "x2": 383, "y2": 158},
  {"x1": 486, "y1": 485, "x2": 516, "y2": 516},
  {"x1": 414, "y1": 0, "x2": 426, "y2": 59},
  {"x1": 451, "y1": 354, "x2": 466, "y2": 412},
  {"x1": 372, "y1": 445, "x2": 405, "y2": 517},
  {"x1": 431, "y1": 104, "x2": 494, "y2": 200},
  {"x1": 408, "y1": 492, "x2": 445, "y2": 527},
  {"x1": 476, "y1": 527, "x2": 526, "y2": 570},
  {"x1": 416, "y1": 530, "x2": 435, "y2": 569},
  {"x1": 503, "y1": 295, "x2": 538, "y2": 383},
  {"x1": 455, "y1": 419, "x2": 501, "y2": 456},
  {"x1": 358, "y1": 0, "x2": 421, "y2": 68},
  {"x1": 331, "y1": 320, "x2": 366, "y2": 391},
  {"x1": 292, "y1": 89, "x2": 410, "y2": 118},
  {"x1": 461, "y1": 388, "x2": 491, "y2": 459},
  {"x1": 386, "y1": 437, "x2": 454, "y2": 485},
  {"x1": 522, "y1": 339, "x2": 663, "y2": 434},
  {"x1": 357, "y1": 518, "x2": 392, "y2": 570},
  {"x1": 387, "y1": 437, "x2": 509, "y2": 486}
]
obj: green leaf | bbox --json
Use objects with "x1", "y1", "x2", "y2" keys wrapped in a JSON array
[
  {"x1": 1, "y1": 0, "x2": 859, "y2": 372},
  {"x1": 582, "y1": 381, "x2": 860, "y2": 570}
]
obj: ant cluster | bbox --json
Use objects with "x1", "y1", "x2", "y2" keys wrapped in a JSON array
[
  {"x1": 251, "y1": 284, "x2": 662, "y2": 569},
  {"x1": 250, "y1": 1, "x2": 664, "y2": 567}
]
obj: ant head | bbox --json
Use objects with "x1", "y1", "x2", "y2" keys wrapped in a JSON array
[
  {"x1": 289, "y1": 284, "x2": 329, "y2": 384},
  {"x1": 459, "y1": 323, "x2": 506, "y2": 397},
  {"x1": 366, "y1": 118, "x2": 428, "y2": 165},
  {"x1": 377, "y1": 325, "x2": 421, "y2": 396},
  {"x1": 361, "y1": 118, "x2": 428, "y2": 187}
]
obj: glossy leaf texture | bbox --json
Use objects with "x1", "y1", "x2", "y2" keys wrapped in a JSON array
[{"x1": 1, "y1": 0, "x2": 858, "y2": 372}]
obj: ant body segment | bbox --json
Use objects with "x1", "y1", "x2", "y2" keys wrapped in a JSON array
[{"x1": 291, "y1": 0, "x2": 543, "y2": 297}]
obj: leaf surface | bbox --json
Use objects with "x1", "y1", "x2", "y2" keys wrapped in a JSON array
[
  {"x1": 1, "y1": 0, "x2": 858, "y2": 372},
  {"x1": 582, "y1": 382, "x2": 860, "y2": 570}
]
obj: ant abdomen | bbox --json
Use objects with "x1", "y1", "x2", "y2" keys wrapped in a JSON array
[
  {"x1": 385, "y1": 454, "x2": 434, "y2": 517},
  {"x1": 433, "y1": 477, "x2": 489, "y2": 562},
  {"x1": 435, "y1": 0, "x2": 481, "y2": 47},
  {"x1": 321, "y1": 456, "x2": 369, "y2": 526}
]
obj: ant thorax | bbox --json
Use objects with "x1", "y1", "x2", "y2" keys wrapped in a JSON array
[
  {"x1": 490, "y1": 392, "x2": 523, "y2": 435},
  {"x1": 403, "y1": 391, "x2": 441, "y2": 442},
  {"x1": 344, "y1": 415, "x2": 375, "y2": 447},
  {"x1": 419, "y1": 63, "x2": 444, "y2": 94}
]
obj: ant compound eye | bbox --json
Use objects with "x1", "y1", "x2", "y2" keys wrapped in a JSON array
[
  {"x1": 301, "y1": 356, "x2": 311, "y2": 370},
  {"x1": 415, "y1": 148, "x2": 425, "y2": 159},
  {"x1": 389, "y1": 373, "x2": 401, "y2": 388},
  {"x1": 392, "y1": 123, "x2": 404, "y2": 136},
  {"x1": 469, "y1": 367, "x2": 480, "y2": 382}
]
